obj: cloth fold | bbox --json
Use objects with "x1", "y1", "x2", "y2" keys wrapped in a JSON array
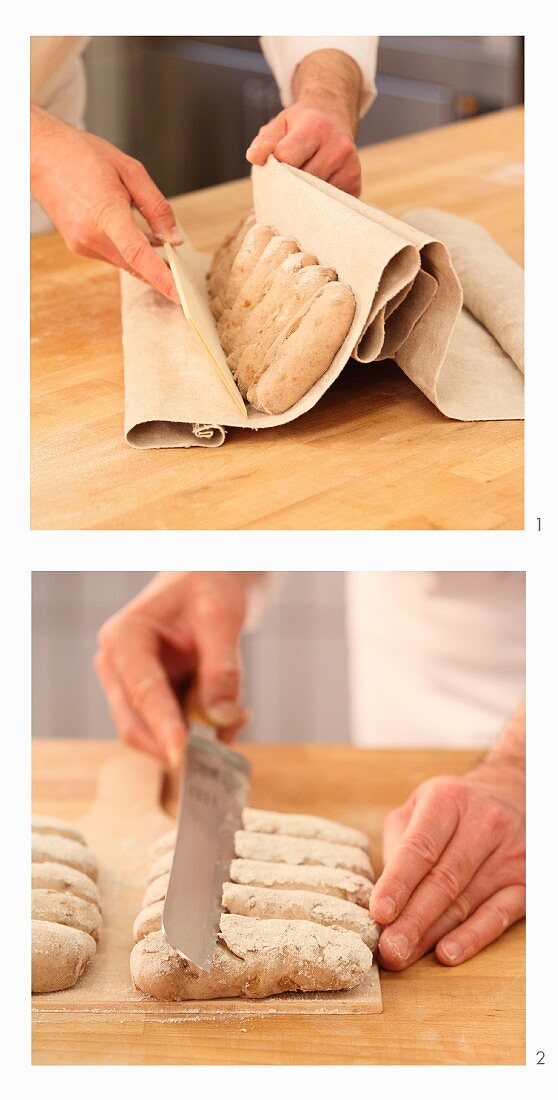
[{"x1": 121, "y1": 157, "x2": 524, "y2": 450}]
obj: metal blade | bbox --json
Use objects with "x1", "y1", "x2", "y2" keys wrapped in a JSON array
[{"x1": 162, "y1": 729, "x2": 251, "y2": 971}]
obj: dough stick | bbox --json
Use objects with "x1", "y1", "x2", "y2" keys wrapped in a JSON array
[
  {"x1": 222, "y1": 883, "x2": 380, "y2": 950},
  {"x1": 229, "y1": 859, "x2": 373, "y2": 907},
  {"x1": 248, "y1": 282, "x2": 356, "y2": 414},
  {"x1": 32, "y1": 862, "x2": 101, "y2": 908},
  {"x1": 131, "y1": 917, "x2": 372, "y2": 1001},
  {"x1": 134, "y1": 900, "x2": 165, "y2": 942},
  {"x1": 242, "y1": 808, "x2": 370, "y2": 852},
  {"x1": 233, "y1": 265, "x2": 337, "y2": 395},
  {"x1": 32, "y1": 888, "x2": 102, "y2": 942},
  {"x1": 142, "y1": 872, "x2": 170, "y2": 908},
  {"x1": 217, "y1": 236, "x2": 300, "y2": 352},
  {"x1": 234, "y1": 830, "x2": 373, "y2": 879},
  {"x1": 32, "y1": 833, "x2": 98, "y2": 882},
  {"x1": 31, "y1": 814, "x2": 87, "y2": 846},
  {"x1": 207, "y1": 211, "x2": 255, "y2": 301},
  {"x1": 223, "y1": 225, "x2": 276, "y2": 309},
  {"x1": 32, "y1": 920, "x2": 96, "y2": 994},
  {"x1": 148, "y1": 828, "x2": 177, "y2": 864}
]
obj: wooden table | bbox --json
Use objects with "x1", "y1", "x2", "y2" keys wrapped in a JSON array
[
  {"x1": 32, "y1": 740, "x2": 525, "y2": 1065},
  {"x1": 31, "y1": 108, "x2": 524, "y2": 530}
]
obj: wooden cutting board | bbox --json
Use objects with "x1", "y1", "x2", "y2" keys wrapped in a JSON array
[{"x1": 32, "y1": 746, "x2": 382, "y2": 1020}]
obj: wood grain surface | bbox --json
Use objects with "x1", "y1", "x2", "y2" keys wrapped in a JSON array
[
  {"x1": 32, "y1": 740, "x2": 525, "y2": 1065},
  {"x1": 30, "y1": 108, "x2": 524, "y2": 530}
]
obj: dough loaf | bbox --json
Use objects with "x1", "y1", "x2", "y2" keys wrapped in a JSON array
[
  {"x1": 32, "y1": 920, "x2": 96, "y2": 994},
  {"x1": 31, "y1": 814, "x2": 86, "y2": 846},
  {"x1": 131, "y1": 916, "x2": 371, "y2": 1001},
  {"x1": 242, "y1": 807, "x2": 369, "y2": 851},
  {"x1": 32, "y1": 888, "x2": 102, "y2": 942},
  {"x1": 32, "y1": 832, "x2": 98, "y2": 882},
  {"x1": 234, "y1": 830, "x2": 373, "y2": 879},
  {"x1": 32, "y1": 861, "x2": 101, "y2": 908}
]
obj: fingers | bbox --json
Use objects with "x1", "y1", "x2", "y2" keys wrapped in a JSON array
[
  {"x1": 436, "y1": 884, "x2": 525, "y2": 966},
  {"x1": 97, "y1": 619, "x2": 188, "y2": 765},
  {"x1": 190, "y1": 595, "x2": 246, "y2": 734},
  {"x1": 370, "y1": 782, "x2": 460, "y2": 924},
  {"x1": 273, "y1": 122, "x2": 321, "y2": 168},
  {"x1": 96, "y1": 203, "x2": 180, "y2": 303},
  {"x1": 118, "y1": 156, "x2": 182, "y2": 245},
  {"x1": 378, "y1": 818, "x2": 499, "y2": 968},
  {"x1": 246, "y1": 115, "x2": 288, "y2": 165},
  {"x1": 94, "y1": 651, "x2": 167, "y2": 761}
]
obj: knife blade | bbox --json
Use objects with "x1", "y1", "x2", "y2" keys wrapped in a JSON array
[{"x1": 162, "y1": 726, "x2": 251, "y2": 971}]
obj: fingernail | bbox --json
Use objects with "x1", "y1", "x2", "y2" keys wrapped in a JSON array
[
  {"x1": 206, "y1": 701, "x2": 239, "y2": 726},
  {"x1": 374, "y1": 896, "x2": 397, "y2": 923},
  {"x1": 440, "y1": 939, "x2": 463, "y2": 963},
  {"x1": 159, "y1": 227, "x2": 183, "y2": 246},
  {"x1": 385, "y1": 932, "x2": 411, "y2": 960}
]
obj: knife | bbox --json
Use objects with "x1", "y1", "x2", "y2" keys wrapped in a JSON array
[{"x1": 162, "y1": 723, "x2": 251, "y2": 971}]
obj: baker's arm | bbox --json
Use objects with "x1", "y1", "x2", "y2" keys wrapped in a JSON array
[
  {"x1": 247, "y1": 37, "x2": 378, "y2": 196},
  {"x1": 94, "y1": 572, "x2": 271, "y2": 765},
  {"x1": 371, "y1": 699, "x2": 526, "y2": 969}
]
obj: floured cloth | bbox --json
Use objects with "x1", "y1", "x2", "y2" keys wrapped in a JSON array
[{"x1": 121, "y1": 156, "x2": 524, "y2": 449}]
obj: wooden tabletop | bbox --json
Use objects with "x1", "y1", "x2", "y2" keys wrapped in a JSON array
[
  {"x1": 32, "y1": 740, "x2": 525, "y2": 1066},
  {"x1": 31, "y1": 108, "x2": 524, "y2": 530}
]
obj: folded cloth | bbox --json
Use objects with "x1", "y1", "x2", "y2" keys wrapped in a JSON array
[{"x1": 121, "y1": 157, "x2": 524, "y2": 450}]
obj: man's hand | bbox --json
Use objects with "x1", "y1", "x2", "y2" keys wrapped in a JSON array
[
  {"x1": 94, "y1": 573, "x2": 251, "y2": 765},
  {"x1": 246, "y1": 50, "x2": 362, "y2": 196},
  {"x1": 31, "y1": 105, "x2": 181, "y2": 302},
  {"x1": 370, "y1": 758, "x2": 525, "y2": 970}
]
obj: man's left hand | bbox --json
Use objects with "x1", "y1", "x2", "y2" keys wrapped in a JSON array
[{"x1": 246, "y1": 103, "x2": 361, "y2": 197}]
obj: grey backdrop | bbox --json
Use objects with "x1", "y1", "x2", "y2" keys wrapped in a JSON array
[{"x1": 32, "y1": 573, "x2": 350, "y2": 745}]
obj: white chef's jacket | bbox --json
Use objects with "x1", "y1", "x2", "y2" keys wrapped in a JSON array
[
  {"x1": 249, "y1": 572, "x2": 525, "y2": 750},
  {"x1": 346, "y1": 572, "x2": 525, "y2": 749},
  {"x1": 30, "y1": 36, "x2": 378, "y2": 234}
]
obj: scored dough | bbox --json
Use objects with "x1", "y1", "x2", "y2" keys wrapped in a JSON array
[
  {"x1": 131, "y1": 916, "x2": 372, "y2": 1001},
  {"x1": 222, "y1": 883, "x2": 380, "y2": 950},
  {"x1": 32, "y1": 888, "x2": 102, "y2": 942},
  {"x1": 229, "y1": 859, "x2": 373, "y2": 907},
  {"x1": 32, "y1": 919, "x2": 96, "y2": 994},
  {"x1": 242, "y1": 808, "x2": 369, "y2": 851},
  {"x1": 32, "y1": 832, "x2": 98, "y2": 882},
  {"x1": 31, "y1": 814, "x2": 86, "y2": 846},
  {"x1": 32, "y1": 861, "x2": 101, "y2": 908},
  {"x1": 234, "y1": 831, "x2": 373, "y2": 880}
]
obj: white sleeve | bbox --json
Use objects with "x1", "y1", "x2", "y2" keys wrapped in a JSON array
[{"x1": 260, "y1": 36, "x2": 378, "y2": 118}]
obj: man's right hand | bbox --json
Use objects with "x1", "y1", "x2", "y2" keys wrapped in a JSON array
[
  {"x1": 94, "y1": 573, "x2": 250, "y2": 765},
  {"x1": 31, "y1": 105, "x2": 181, "y2": 302}
]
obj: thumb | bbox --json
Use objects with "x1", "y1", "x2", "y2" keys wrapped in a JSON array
[{"x1": 119, "y1": 156, "x2": 182, "y2": 244}]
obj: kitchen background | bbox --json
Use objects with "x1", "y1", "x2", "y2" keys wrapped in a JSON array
[
  {"x1": 32, "y1": 573, "x2": 349, "y2": 744},
  {"x1": 82, "y1": 36, "x2": 524, "y2": 197}
]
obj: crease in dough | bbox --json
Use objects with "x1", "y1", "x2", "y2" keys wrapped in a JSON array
[
  {"x1": 234, "y1": 830, "x2": 373, "y2": 880},
  {"x1": 32, "y1": 832, "x2": 98, "y2": 882}
]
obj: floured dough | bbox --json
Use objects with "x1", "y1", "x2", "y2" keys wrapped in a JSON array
[
  {"x1": 131, "y1": 916, "x2": 371, "y2": 1001},
  {"x1": 142, "y1": 872, "x2": 170, "y2": 909},
  {"x1": 32, "y1": 919, "x2": 96, "y2": 993},
  {"x1": 134, "y1": 900, "x2": 165, "y2": 942},
  {"x1": 32, "y1": 833, "x2": 98, "y2": 881},
  {"x1": 31, "y1": 815, "x2": 86, "y2": 846},
  {"x1": 207, "y1": 217, "x2": 356, "y2": 414},
  {"x1": 229, "y1": 858, "x2": 373, "y2": 907},
  {"x1": 148, "y1": 828, "x2": 177, "y2": 864},
  {"x1": 31, "y1": 816, "x2": 100, "y2": 993},
  {"x1": 32, "y1": 861, "x2": 101, "y2": 908},
  {"x1": 32, "y1": 888, "x2": 102, "y2": 942},
  {"x1": 222, "y1": 883, "x2": 380, "y2": 950},
  {"x1": 242, "y1": 808, "x2": 369, "y2": 851},
  {"x1": 234, "y1": 831, "x2": 373, "y2": 879}
]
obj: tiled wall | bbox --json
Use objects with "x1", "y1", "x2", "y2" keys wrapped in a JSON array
[{"x1": 32, "y1": 573, "x2": 349, "y2": 745}]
